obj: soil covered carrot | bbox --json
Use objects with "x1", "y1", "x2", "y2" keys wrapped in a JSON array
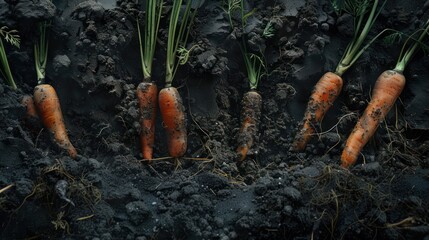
[
  {"x1": 225, "y1": 0, "x2": 271, "y2": 161},
  {"x1": 32, "y1": 21, "x2": 77, "y2": 158},
  {"x1": 291, "y1": 72, "x2": 343, "y2": 151},
  {"x1": 159, "y1": 87, "x2": 187, "y2": 157},
  {"x1": 135, "y1": 0, "x2": 163, "y2": 160},
  {"x1": 136, "y1": 81, "x2": 157, "y2": 159},
  {"x1": 341, "y1": 20, "x2": 429, "y2": 168},
  {"x1": 341, "y1": 70, "x2": 405, "y2": 168},
  {"x1": 34, "y1": 84, "x2": 77, "y2": 158},
  {"x1": 159, "y1": 0, "x2": 198, "y2": 158},
  {"x1": 290, "y1": 0, "x2": 386, "y2": 151},
  {"x1": 237, "y1": 91, "x2": 262, "y2": 161}
]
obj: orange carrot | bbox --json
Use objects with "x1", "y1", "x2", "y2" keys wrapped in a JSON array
[
  {"x1": 33, "y1": 84, "x2": 77, "y2": 159},
  {"x1": 21, "y1": 95, "x2": 39, "y2": 119},
  {"x1": 236, "y1": 90, "x2": 262, "y2": 161},
  {"x1": 341, "y1": 70, "x2": 405, "y2": 168},
  {"x1": 136, "y1": 81, "x2": 158, "y2": 160},
  {"x1": 341, "y1": 19, "x2": 429, "y2": 168},
  {"x1": 290, "y1": 72, "x2": 343, "y2": 151},
  {"x1": 158, "y1": 87, "x2": 187, "y2": 158},
  {"x1": 291, "y1": 0, "x2": 385, "y2": 152}
]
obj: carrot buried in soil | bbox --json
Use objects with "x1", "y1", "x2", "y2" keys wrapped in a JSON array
[
  {"x1": 33, "y1": 21, "x2": 77, "y2": 158},
  {"x1": 135, "y1": 0, "x2": 163, "y2": 160},
  {"x1": 225, "y1": 0, "x2": 271, "y2": 161},
  {"x1": 341, "y1": 20, "x2": 429, "y2": 168},
  {"x1": 159, "y1": 0, "x2": 198, "y2": 158},
  {"x1": 290, "y1": 0, "x2": 386, "y2": 152},
  {"x1": 237, "y1": 91, "x2": 262, "y2": 161},
  {"x1": 137, "y1": 82, "x2": 157, "y2": 160}
]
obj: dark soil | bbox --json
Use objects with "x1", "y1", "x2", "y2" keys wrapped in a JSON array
[{"x1": 1, "y1": 0, "x2": 429, "y2": 239}]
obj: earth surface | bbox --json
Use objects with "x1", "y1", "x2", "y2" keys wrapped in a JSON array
[{"x1": 1, "y1": 0, "x2": 429, "y2": 239}]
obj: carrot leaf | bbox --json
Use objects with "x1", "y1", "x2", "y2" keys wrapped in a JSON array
[
  {"x1": 0, "y1": 26, "x2": 20, "y2": 48},
  {"x1": 262, "y1": 21, "x2": 275, "y2": 39},
  {"x1": 165, "y1": 0, "x2": 200, "y2": 87},
  {"x1": 0, "y1": 26, "x2": 20, "y2": 90},
  {"x1": 382, "y1": 32, "x2": 404, "y2": 45}
]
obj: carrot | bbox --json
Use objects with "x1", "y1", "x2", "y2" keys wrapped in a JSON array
[
  {"x1": 33, "y1": 84, "x2": 77, "y2": 159},
  {"x1": 291, "y1": 72, "x2": 343, "y2": 151},
  {"x1": 341, "y1": 20, "x2": 429, "y2": 168},
  {"x1": 237, "y1": 91, "x2": 262, "y2": 161},
  {"x1": 158, "y1": 0, "x2": 198, "y2": 158},
  {"x1": 136, "y1": 82, "x2": 157, "y2": 160},
  {"x1": 158, "y1": 87, "x2": 187, "y2": 157},
  {"x1": 135, "y1": 1, "x2": 163, "y2": 160},
  {"x1": 21, "y1": 95, "x2": 39, "y2": 119},
  {"x1": 341, "y1": 70, "x2": 405, "y2": 168},
  {"x1": 291, "y1": 0, "x2": 385, "y2": 151},
  {"x1": 224, "y1": 1, "x2": 269, "y2": 161}
]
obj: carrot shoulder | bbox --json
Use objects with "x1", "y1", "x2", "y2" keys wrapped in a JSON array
[
  {"x1": 341, "y1": 70, "x2": 406, "y2": 168},
  {"x1": 158, "y1": 87, "x2": 187, "y2": 158},
  {"x1": 236, "y1": 91, "x2": 262, "y2": 161},
  {"x1": 33, "y1": 84, "x2": 77, "y2": 159},
  {"x1": 137, "y1": 82, "x2": 158, "y2": 160},
  {"x1": 291, "y1": 72, "x2": 343, "y2": 151}
]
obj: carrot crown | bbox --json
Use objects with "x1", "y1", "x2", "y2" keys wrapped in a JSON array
[
  {"x1": 165, "y1": 0, "x2": 199, "y2": 88},
  {"x1": 34, "y1": 21, "x2": 49, "y2": 85},
  {"x1": 0, "y1": 26, "x2": 20, "y2": 90},
  {"x1": 394, "y1": 20, "x2": 429, "y2": 73},
  {"x1": 333, "y1": 0, "x2": 386, "y2": 76},
  {"x1": 137, "y1": 0, "x2": 163, "y2": 81}
]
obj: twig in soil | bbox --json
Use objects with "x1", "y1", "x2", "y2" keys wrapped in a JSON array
[
  {"x1": 96, "y1": 123, "x2": 111, "y2": 138},
  {"x1": 139, "y1": 156, "x2": 173, "y2": 162},
  {"x1": 15, "y1": 183, "x2": 45, "y2": 212},
  {"x1": 385, "y1": 217, "x2": 415, "y2": 228},
  {"x1": 76, "y1": 214, "x2": 94, "y2": 221},
  {"x1": 312, "y1": 112, "x2": 357, "y2": 154},
  {"x1": 35, "y1": 128, "x2": 44, "y2": 148},
  {"x1": 315, "y1": 112, "x2": 357, "y2": 137},
  {"x1": 330, "y1": 190, "x2": 340, "y2": 238},
  {"x1": 148, "y1": 165, "x2": 162, "y2": 179},
  {"x1": 0, "y1": 184, "x2": 14, "y2": 194}
]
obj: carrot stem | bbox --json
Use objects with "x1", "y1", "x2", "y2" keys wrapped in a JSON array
[
  {"x1": 335, "y1": 0, "x2": 386, "y2": 76},
  {"x1": 137, "y1": 0, "x2": 163, "y2": 80},
  {"x1": 165, "y1": 0, "x2": 198, "y2": 87},
  {"x1": 34, "y1": 22, "x2": 49, "y2": 84},
  {"x1": 394, "y1": 20, "x2": 429, "y2": 73}
]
